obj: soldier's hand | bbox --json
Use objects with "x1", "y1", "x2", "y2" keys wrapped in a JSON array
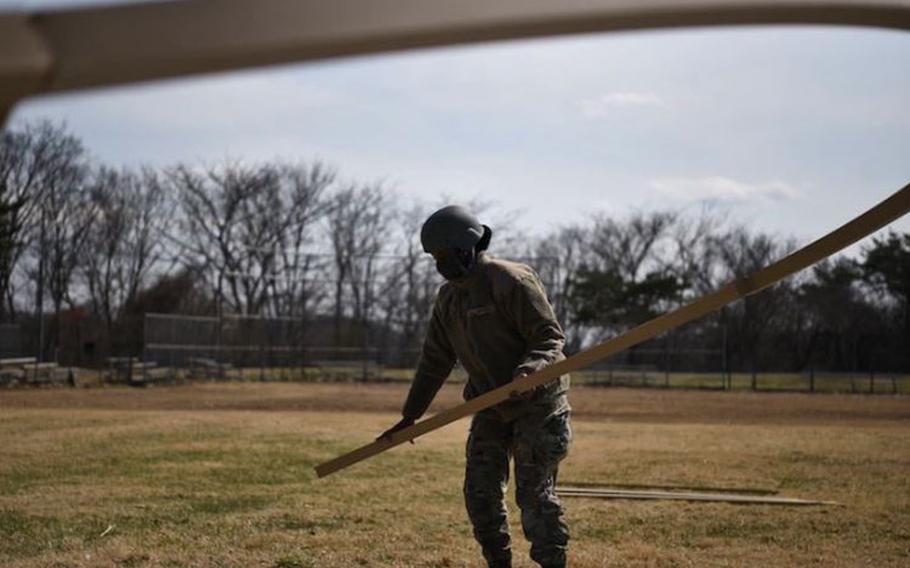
[
  {"x1": 508, "y1": 372, "x2": 535, "y2": 402},
  {"x1": 377, "y1": 417, "x2": 416, "y2": 444}
]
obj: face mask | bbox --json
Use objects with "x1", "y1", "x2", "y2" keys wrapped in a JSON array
[{"x1": 434, "y1": 249, "x2": 474, "y2": 280}]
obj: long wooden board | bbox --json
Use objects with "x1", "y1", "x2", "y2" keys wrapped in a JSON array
[{"x1": 315, "y1": 182, "x2": 910, "y2": 478}]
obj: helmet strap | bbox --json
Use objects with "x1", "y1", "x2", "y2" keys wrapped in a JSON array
[{"x1": 475, "y1": 225, "x2": 492, "y2": 253}]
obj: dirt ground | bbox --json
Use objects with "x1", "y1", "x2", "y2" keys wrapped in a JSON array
[{"x1": 1, "y1": 383, "x2": 908, "y2": 567}]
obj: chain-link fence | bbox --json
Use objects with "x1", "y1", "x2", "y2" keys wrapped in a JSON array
[
  {"x1": 577, "y1": 346, "x2": 727, "y2": 389},
  {"x1": 140, "y1": 312, "x2": 909, "y2": 393},
  {"x1": 143, "y1": 312, "x2": 421, "y2": 382},
  {"x1": 0, "y1": 324, "x2": 23, "y2": 358}
]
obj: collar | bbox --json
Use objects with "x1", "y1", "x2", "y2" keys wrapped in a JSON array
[{"x1": 448, "y1": 252, "x2": 490, "y2": 290}]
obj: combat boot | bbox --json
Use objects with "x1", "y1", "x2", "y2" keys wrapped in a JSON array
[{"x1": 535, "y1": 553, "x2": 566, "y2": 568}]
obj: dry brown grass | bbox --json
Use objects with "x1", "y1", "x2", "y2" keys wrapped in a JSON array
[
  {"x1": 3, "y1": 382, "x2": 908, "y2": 423},
  {"x1": 1, "y1": 383, "x2": 908, "y2": 567}
]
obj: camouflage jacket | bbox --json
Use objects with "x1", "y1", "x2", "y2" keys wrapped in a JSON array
[{"x1": 402, "y1": 253, "x2": 570, "y2": 422}]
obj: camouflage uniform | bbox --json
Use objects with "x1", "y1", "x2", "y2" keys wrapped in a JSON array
[
  {"x1": 402, "y1": 253, "x2": 572, "y2": 567},
  {"x1": 466, "y1": 407, "x2": 571, "y2": 567}
]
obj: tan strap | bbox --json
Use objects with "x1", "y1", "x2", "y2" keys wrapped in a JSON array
[
  {"x1": 4, "y1": 1, "x2": 910, "y2": 119},
  {"x1": 315, "y1": 182, "x2": 910, "y2": 478}
]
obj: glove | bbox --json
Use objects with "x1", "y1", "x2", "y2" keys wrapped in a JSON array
[
  {"x1": 377, "y1": 417, "x2": 416, "y2": 444},
  {"x1": 508, "y1": 372, "x2": 536, "y2": 402}
]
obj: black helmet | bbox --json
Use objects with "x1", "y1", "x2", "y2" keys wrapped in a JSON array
[{"x1": 421, "y1": 205, "x2": 491, "y2": 254}]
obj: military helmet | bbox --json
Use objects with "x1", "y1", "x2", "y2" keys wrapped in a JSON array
[{"x1": 420, "y1": 205, "x2": 490, "y2": 253}]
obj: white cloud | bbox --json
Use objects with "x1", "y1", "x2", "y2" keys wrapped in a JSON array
[
  {"x1": 650, "y1": 176, "x2": 802, "y2": 203},
  {"x1": 578, "y1": 92, "x2": 666, "y2": 116}
]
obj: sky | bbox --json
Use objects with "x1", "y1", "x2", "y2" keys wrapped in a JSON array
[{"x1": 4, "y1": 1, "x2": 910, "y2": 252}]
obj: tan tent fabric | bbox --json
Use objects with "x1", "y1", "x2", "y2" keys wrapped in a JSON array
[{"x1": 2, "y1": 0, "x2": 910, "y2": 119}]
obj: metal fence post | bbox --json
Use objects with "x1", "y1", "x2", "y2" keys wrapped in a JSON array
[
  {"x1": 721, "y1": 310, "x2": 729, "y2": 390},
  {"x1": 751, "y1": 354, "x2": 757, "y2": 391},
  {"x1": 142, "y1": 314, "x2": 148, "y2": 365},
  {"x1": 259, "y1": 318, "x2": 265, "y2": 382},
  {"x1": 869, "y1": 353, "x2": 875, "y2": 394}
]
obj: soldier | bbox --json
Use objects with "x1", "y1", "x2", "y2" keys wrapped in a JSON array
[{"x1": 379, "y1": 205, "x2": 572, "y2": 568}]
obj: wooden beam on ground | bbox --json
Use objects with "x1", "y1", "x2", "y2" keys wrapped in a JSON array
[
  {"x1": 556, "y1": 487, "x2": 840, "y2": 506},
  {"x1": 2, "y1": 0, "x2": 910, "y2": 120},
  {"x1": 314, "y1": 181, "x2": 910, "y2": 478},
  {"x1": 560, "y1": 480, "x2": 780, "y2": 495}
]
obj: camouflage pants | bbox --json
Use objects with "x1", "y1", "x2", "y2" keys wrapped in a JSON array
[{"x1": 464, "y1": 406, "x2": 572, "y2": 567}]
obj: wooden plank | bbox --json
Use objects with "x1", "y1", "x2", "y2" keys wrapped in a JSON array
[
  {"x1": 314, "y1": 182, "x2": 910, "y2": 478},
  {"x1": 188, "y1": 357, "x2": 233, "y2": 369},
  {"x1": 0, "y1": 357, "x2": 37, "y2": 367},
  {"x1": 144, "y1": 368, "x2": 173, "y2": 379},
  {"x1": 555, "y1": 487, "x2": 840, "y2": 506},
  {"x1": 106, "y1": 357, "x2": 140, "y2": 364},
  {"x1": 0, "y1": 368, "x2": 26, "y2": 381}
]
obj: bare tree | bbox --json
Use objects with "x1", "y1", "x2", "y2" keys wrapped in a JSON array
[
  {"x1": 82, "y1": 166, "x2": 171, "y2": 339},
  {"x1": 532, "y1": 224, "x2": 589, "y2": 352},
  {"x1": 671, "y1": 204, "x2": 726, "y2": 296},
  {"x1": 588, "y1": 210, "x2": 678, "y2": 282},
  {"x1": 83, "y1": 167, "x2": 129, "y2": 334},
  {"x1": 378, "y1": 199, "x2": 441, "y2": 360},
  {"x1": 41, "y1": 155, "x2": 94, "y2": 356},
  {"x1": 325, "y1": 183, "x2": 391, "y2": 345},
  {"x1": 264, "y1": 162, "x2": 334, "y2": 319},
  {"x1": 169, "y1": 160, "x2": 276, "y2": 315},
  {"x1": 0, "y1": 120, "x2": 85, "y2": 321},
  {"x1": 16, "y1": 122, "x2": 91, "y2": 360}
]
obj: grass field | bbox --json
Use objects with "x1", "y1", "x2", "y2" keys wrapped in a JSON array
[{"x1": 1, "y1": 383, "x2": 909, "y2": 567}]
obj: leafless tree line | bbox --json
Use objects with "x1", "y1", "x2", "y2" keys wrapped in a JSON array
[
  {"x1": 528, "y1": 210, "x2": 908, "y2": 373},
  {"x1": 0, "y1": 121, "x2": 482, "y2": 360},
  {"x1": 525, "y1": 210, "x2": 788, "y2": 348},
  {"x1": 1, "y1": 120, "x2": 907, "y2": 372}
]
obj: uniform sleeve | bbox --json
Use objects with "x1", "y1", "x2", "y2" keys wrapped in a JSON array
[
  {"x1": 402, "y1": 298, "x2": 457, "y2": 421},
  {"x1": 509, "y1": 273, "x2": 566, "y2": 378}
]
